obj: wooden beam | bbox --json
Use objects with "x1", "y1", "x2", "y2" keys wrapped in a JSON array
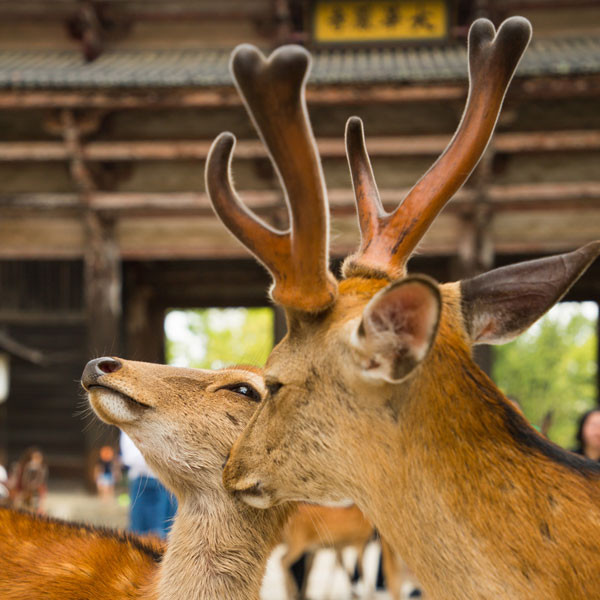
[
  {"x1": 91, "y1": 191, "x2": 282, "y2": 214},
  {"x1": 0, "y1": 142, "x2": 70, "y2": 161},
  {"x1": 495, "y1": 131, "x2": 600, "y2": 153},
  {"x1": 0, "y1": 87, "x2": 243, "y2": 110},
  {"x1": 1, "y1": 182, "x2": 600, "y2": 216},
  {"x1": 1, "y1": 130, "x2": 599, "y2": 162},
  {"x1": 0, "y1": 208, "x2": 596, "y2": 259},
  {"x1": 0, "y1": 191, "x2": 282, "y2": 214},
  {"x1": 0, "y1": 74, "x2": 599, "y2": 109},
  {"x1": 500, "y1": 0, "x2": 600, "y2": 10},
  {"x1": 0, "y1": 329, "x2": 46, "y2": 364},
  {"x1": 0, "y1": 138, "x2": 433, "y2": 161},
  {"x1": 0, "y1": 1, "x2": 273, "y2": 20},
  {"x1": 486, "y1": 182, "x2": 600, "y2": 209},
  {"x1": 0, "y1": 311, "x2": 85, "y2": 324},
  {"x1": 0, "y1": 193, "x2": 81, "y2": 210},
  {"x1": 0, "y1": 84, "x2": 436, "y2": 109}
]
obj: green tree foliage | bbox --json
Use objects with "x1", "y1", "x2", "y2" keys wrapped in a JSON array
[
  {"x1": 492, "y1": 303, "x2": 597, "y2": 449},
  {"x1": 165, "y1": 307, "x2": 274, "y2": 369}
]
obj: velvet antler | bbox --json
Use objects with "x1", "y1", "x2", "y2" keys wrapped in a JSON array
[
  {"x1": 205, "y1": 44, "x2": 338, "y2": 313},
  {"x1": 343, "y1": 17, "x2": 532, "y2": 279}
]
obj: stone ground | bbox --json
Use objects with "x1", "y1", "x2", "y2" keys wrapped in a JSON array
[{"x1": 43, "y1": 481, "x2": 399, "y2": 600}]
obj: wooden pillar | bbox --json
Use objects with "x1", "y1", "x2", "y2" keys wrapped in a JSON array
[
  {"x1": 273, "y1": 0, "x2": 293, "y2": 45},
  {"x1": 453, "y1": 203, "x2": 495, "y2": 375},
  {"x1": 61, "y1": 109, "x2": 121, "y2": 486},
  {"x1": 84, "y1": 212, "x2": 122, "y2": 358},
  {"x1": 125, "y1": 282, "x2": 164, "y2": 364},
  {"x1": 61, "y1": 109, "x2": 123, "y2": 356},
  {"x1": 82, "y1": 214, "x2": 122, "y2": 487},
  {"x1": 452, "y1": 151, "x2": 495, "y2": 376}
]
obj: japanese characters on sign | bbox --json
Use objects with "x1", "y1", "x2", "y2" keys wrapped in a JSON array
[{"x1": 313, "y1": 1, "x2": 448, "y2": 44}]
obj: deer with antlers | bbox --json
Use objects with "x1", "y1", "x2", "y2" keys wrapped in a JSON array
[
  {"x1": 207, "y1": 17, "x2": 600, "y2": 599},
  {"x1": 1, "y1": 360, "x2": 292, "y2": 599}
]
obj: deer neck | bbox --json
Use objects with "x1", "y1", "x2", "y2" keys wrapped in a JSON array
[
  {"x1": 156, "y1": 490, "x2": 290, "y2": 600},
  {"x1": 353, "y1": 329, "x2": 600, "y2": 598}
]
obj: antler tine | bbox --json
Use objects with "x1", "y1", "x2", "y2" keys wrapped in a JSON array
[
  {"x1": 206, "y1": 43, "x2": 338, "y2": 313},
  {"x1": 343, "y1": 117, "x2": 389, "y2": 278},
  {"x1": 345, "y1": 17, "x2": 532, "y2": 279},
  {"x1": 206, "y1": 132, "x2": 289, "y2": 276}
]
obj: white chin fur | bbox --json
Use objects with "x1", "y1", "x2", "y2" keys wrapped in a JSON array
[
  {"x1": 89, "y1": 389, "x2": 141, "y2": 424},
  {"x1": 292, "y1": 496, "x2": 355, "y2": 508},
  {"x1": 318, "y1": 498, "x2": 355, "y2": 508},
  {"x1": 240, "y1": 493, "x2": 273, "y2": 510}
]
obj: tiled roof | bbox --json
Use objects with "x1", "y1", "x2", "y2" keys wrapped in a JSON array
[{"x1": 0, "y1": 36, "x2": 599, "y2": 89}]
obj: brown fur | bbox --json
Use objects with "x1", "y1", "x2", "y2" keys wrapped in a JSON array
[
  {"x1": 224, "y1": 280, "x2": 600, "y2": 599},
  {"x1": 0, "y1": 508, "x2": 161, "y2": 599},
  {"x1": 1, "y1": 361, "x2": 292, "y2": 600}
]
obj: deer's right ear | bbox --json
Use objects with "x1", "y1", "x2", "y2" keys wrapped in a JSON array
[
  {"x1": 461, "y1": 241, "x2": 600, "y2": 345},
  {"x1": 351, "y1": 277, "x2": 441, "y2": 384}
]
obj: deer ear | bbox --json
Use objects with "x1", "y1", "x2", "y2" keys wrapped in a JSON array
[
  {"x1": 461, "y1": 241, "x2": 600, "y2": 345},
  {"x1": 351, "y1": 277, "x2": 441, "y2": 383}
]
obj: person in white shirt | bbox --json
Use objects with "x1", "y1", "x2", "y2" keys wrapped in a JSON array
[
  {"x1": 120, "y1": 431, "x2": 177, "y2": 538},
  {"x1": 0, "y1": 463, "x2": 8, "y2": 502}
]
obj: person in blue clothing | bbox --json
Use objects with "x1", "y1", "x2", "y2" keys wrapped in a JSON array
[{"x1": 120, "y1": 431, "x2": 177, "y2": 539}]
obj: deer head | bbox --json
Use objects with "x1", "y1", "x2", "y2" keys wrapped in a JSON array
[
  {"x1": 81, "y1": 357, "x2": 291, "y2": 600},
  {"x1": 209, "y1": 18, "x2": 600, "y2": 598},
  {"x1": 83, "y1": 358, "x2": 268, "y2": 497}
]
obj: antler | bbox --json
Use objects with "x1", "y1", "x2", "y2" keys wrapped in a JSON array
[
  {"x1": 205, "y1": 44, "x2": 338, "y2": 313},
  {"x1": 343, "y1": 17, "x2": 532, "y2": 279}
]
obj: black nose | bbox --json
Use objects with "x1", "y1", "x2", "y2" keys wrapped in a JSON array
[{"x1": 81, "y1": 357, "x2": 122, "y2": 389}]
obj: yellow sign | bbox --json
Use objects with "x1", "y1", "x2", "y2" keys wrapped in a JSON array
[{"x1": 314, "y1": 1, "x2": 448, "y2": 43}]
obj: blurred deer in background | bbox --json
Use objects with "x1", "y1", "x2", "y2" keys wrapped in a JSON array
[
  {"x1": 207, "y1": 16, "x2": 600, "y2": 600},
  {"x1": 281, "y1": 503, "x2": 406, "y2": 600},
  {"x1": 281, "y1": 504, "x2": 371, "y2": 599},
  {"x1": 1, "y1": 360, "x2": 292, "y2": 599},
  {"x1": 281, "y1": 504, "x2": 418, "y2": 600}
]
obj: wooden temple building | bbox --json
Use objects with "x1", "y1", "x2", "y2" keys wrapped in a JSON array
[{"x1": 0, "y1": 0, "x2": 599, "y2": 480}]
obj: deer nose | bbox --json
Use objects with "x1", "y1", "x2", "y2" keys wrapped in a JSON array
[{"x1": 81, "y1": 357, "x2": 122, "y2": 389}]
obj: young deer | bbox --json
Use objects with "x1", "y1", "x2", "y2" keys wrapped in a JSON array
[
  {"x1": 1, "y1": 360, "x2": 291, "y2": 599},
  {"x1": 207, "y1": 17, "x2": 600, "y2": 599}
]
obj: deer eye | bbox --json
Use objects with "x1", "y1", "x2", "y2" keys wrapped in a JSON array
[
  {"x1": 267, "y1": 381, "x2": 283, "y2": 396},
  {"x1": 221, "y1": 383, "x2": 262, "y2": 403}
]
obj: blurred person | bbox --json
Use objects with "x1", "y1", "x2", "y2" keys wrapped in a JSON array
[
  {"x1": 574, "y1": 408, "x2": 600, "y2": 460},
  {"x1": 0, "y1": 461, "x2": 8, "y2": 505},
  {"x1": 8, "y1": 447, "x2": 48, "y2": 513},
  {"x1": 120, "y1": 431, "x2": 176, "y2": 539},
  {"x1": 94, "y1": 445, "x2": 119, "y2": 502}
]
